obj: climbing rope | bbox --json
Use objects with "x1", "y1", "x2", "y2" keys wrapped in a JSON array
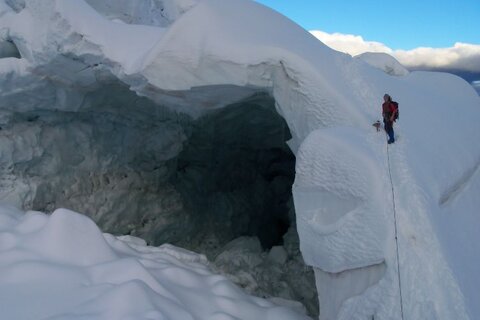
[{"x1": 386, "y1": 144, "x2": 405, "y2": 320}]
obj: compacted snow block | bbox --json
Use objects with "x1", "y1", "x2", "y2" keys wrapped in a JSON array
[
  {"x1": 1, "y1": 0, "x2": 480, "y2": 319},
  {"x1": 294, "y1": 128, "x2": 388, "y2": 319},
  {"x1": 294, "y1": 128, "x2": 387, "y2": 271}
]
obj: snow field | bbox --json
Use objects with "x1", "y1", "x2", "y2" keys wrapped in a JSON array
[{"x1": 0, "y1": 206, "x2": 310, "y2": 320}]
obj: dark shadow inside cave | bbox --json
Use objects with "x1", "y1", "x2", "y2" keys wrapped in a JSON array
[
  {"x1": 171, "y1": 92, "x2": 296, "y2": 250},
  {"x1": 0, "y1": 38, "x2": 21, "y2": 59}
]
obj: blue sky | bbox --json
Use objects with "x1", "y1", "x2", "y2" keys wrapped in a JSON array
[{"x1": 254, "y1": 0, "x2": 480, "y2": 50}]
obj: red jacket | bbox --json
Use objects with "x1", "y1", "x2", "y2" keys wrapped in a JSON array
[{"x1": 382, "y1": 101, "x2": 397, "y2": 122}]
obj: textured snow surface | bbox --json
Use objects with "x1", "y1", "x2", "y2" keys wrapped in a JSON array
[
  {"x1": 1, "y1": 0, "x2": 480, "y2": 319},
  {"x1": 0, "y1": 206, "x2": 310, "y2": 320},
  {"x1": 355, "y1": 52, "x2": 409, "y2": 76}
]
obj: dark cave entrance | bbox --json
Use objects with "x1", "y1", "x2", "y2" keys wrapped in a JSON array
[
  {"x1": 171, "y1": 92, "x2": 296, "y2": 251},
  {"x1": 13, "y1": 84, "x2": 297, "y2": 253},
  {"x1": 167, "y1": 91, "x2": 317, "y2": 316},
  {"x1": 0, "y1": 38, "x2": 22, "y2": 59},
  {"x1": 3, "y1": 83, "x2": 316, "y2": 316}
]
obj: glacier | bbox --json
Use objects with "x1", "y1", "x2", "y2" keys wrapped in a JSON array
[{"x1": 1, "y1": 0, "x2": 480, "y2": 319}]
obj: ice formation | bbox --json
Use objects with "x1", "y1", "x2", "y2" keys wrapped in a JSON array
[{"x1": 1, "y1": 0, "x2": 480, "y2": 319}]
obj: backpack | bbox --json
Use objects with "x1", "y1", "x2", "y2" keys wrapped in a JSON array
[{"x1": 391, "y1": 101, "x2": 399, "y2": 121}]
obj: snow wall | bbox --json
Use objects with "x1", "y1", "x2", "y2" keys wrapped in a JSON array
[{"x1": 1, "y1": 0, "x2": 480, "y2": 319}]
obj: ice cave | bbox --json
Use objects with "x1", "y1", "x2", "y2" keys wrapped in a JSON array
[
  {"x1": 4, "y1": 84, "x2": 295, "y2": 249},
  {"x1": 1, "y1": 0, "x2": 480, "y2": 320},
  {"x1": 0, "y1": 80, "x2": 318, "y2": 315}
]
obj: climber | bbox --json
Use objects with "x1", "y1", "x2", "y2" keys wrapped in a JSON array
[{"x1": 382, "y1": 94, "x2": 398, "y2": 144}]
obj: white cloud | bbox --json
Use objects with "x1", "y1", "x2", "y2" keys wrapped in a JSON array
[
  {"x1": 394, "y1": 43, "x2": 480, "y2": 71},
  {"x1": 310, "y1": 30, "x2": 392, "y2": 56},
  {"x1": 310, "y1": 30, "x2": 480, "y2": 72}
]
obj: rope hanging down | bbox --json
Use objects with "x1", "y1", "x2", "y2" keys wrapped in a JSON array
[{"x1": 386, "y1": 144, "x2": 405, "y2": 320}]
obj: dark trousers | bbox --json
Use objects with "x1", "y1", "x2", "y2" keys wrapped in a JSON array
[{"x1": 384, "y1": 120, "x2": 395, "y2": 143}]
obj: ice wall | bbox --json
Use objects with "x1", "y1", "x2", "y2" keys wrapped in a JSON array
[
  {"x1": 0, "y1": 82, "x2": 292, "y2": 248},
  {"x1": 0, "y1": 83, "x2": 186, "y2": 240}
]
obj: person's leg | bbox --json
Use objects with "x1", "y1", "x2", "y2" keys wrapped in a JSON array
[
  {"x1": 390, "y1": 126, "x2": 395, "y2": 143},
  {"x1": 384, "y1": 122, "x2": 394, "y2": 143}
]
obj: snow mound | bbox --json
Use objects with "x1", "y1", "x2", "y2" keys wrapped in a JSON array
[
  {"x1": 355, "y1": 52, "x2": 409, "y2": 76},
  {"x1": 0, "y1": 206, "x2": 310, "y2": 320}
]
